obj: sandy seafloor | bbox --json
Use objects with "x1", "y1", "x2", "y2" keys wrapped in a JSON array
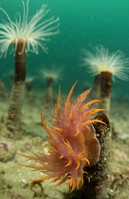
[{"x1": 0, "y1": 88, "x2": 129, "y2": 199}]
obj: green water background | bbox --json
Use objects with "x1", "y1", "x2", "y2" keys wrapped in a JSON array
[{"x1": 0, "y1": 0, "x2": 129, "y2": 98}]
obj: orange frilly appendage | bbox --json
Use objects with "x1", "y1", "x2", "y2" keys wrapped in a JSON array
[{"x1": 18, "y1": 82, "x2": 104, "y2": 192}]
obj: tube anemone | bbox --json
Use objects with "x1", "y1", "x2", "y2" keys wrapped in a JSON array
[
  {"x1": 9, "y1": 71, "x2": 14, "y2": 90},
  {"x1": 0, "y1": 1, "x2": 60, "y2": 56},
  {"x1": 26, "y1": 77, "x2": 34, "y2": 92},
  {"x1": 0, "y1": 0, "x2": 60, "y2": 138},
  {"x1": 81, "y1": 49, "x2": 101, "y2": 108},
  {"x1": 91, "y1": 74, "x2": 101, "y2": 108},
  {"x1": 82, "y1": 46, "x2": 129, "y2": 117},
  {"x1": 41, "y1": 65, "x2": 63, "y2": 106},
  {"x1": 46, "y1": 76, "x2": 53, "y2": 104},
  {"x1": 25, "y1": 76, "x2": 35, "y2": 104},
  {"x1": 0, "y1": 79, "x2": 6, "y2": 101}
]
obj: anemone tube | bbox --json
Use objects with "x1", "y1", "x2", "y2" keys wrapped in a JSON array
[
  {"x1": 26, "y1": 78, "x2": 34, "y2": 104},
  {"x1": 91, "y1": 74, "x2": 101, "y2": 108},
  {"x1": 6, "y1": 40, "x2": 26, "y2": 136},
  {"x1": 81, "y1": 49, "x2": 101, "y2": 109},
  {"x1": 26, "y1": 81, "x2": 31, "y2": 92},
  {"x1": 0, "y1": 79, "x2": 6, "y2": 101},
  {"x1": 46, "y1": 76, "x2": 53, "y2": 104},
  {"x1": 98, "y1": 72, "x2": 112, "y2": 117},
  {"x1": 67, "y1": 114, "x2": 110, "y2": 199}
]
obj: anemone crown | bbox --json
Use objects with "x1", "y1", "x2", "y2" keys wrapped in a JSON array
[
  {"x1": 25, "y1": 76, "x2": 35, "y2": 83},
  {"x1": 41, "y1": 65, "x2": 63, "y2": 81},
  {"x1": 0, "y1": 0, "x2": 60, "y2": 57},
  {"x1": 82, "y1": 46, "x2": 129, "y2": 80}
]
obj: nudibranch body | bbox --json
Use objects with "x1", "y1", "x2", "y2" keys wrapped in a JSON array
[{"x1": 19, "y1": 82, "x2": 104, "y2": 192}]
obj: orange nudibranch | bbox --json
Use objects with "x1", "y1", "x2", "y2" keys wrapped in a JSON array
[{"x1": 18, "y1": 82, "x2": 104, "y2": 192}]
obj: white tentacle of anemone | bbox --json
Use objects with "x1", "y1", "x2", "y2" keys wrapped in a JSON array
[{"x1": 0, "y1": 0, "x2": 60, "y2": 57}]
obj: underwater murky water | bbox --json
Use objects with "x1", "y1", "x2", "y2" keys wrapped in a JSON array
[{"x1": 0, "y1": 0, "x2": 129, "y2": 198}]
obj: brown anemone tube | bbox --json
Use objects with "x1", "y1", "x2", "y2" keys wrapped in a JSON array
[
  {"x1": 91, "y1": 74, "x2": 101, "y2": 108},
  {"x1": 26, "y1": 81, "x2": 31, "y2": 92},
  {"x1": 82, "y1": 114, "x2": 110, "y2": 199},
  {"x1": 98, "y1": 71, "x2": 112, "y2": 118},
  {"x1": 9, "y1": 72, "x2": 14, "y2": 90},
  {"x1": 6, "y1": 39, "x2": 26, "y2": 138},
  {"x1": 26, "y1": 81, "x2": 33, "y2": 104},
  {"x1": 0, "y1": 79, "x2": 6, "y2": 101},
  {"x1": 66, "y1": 114, "x2": 110, "y2": 199},
  {"x1": 46, "y1": 77, "x2": 53, "y2": 105}
]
